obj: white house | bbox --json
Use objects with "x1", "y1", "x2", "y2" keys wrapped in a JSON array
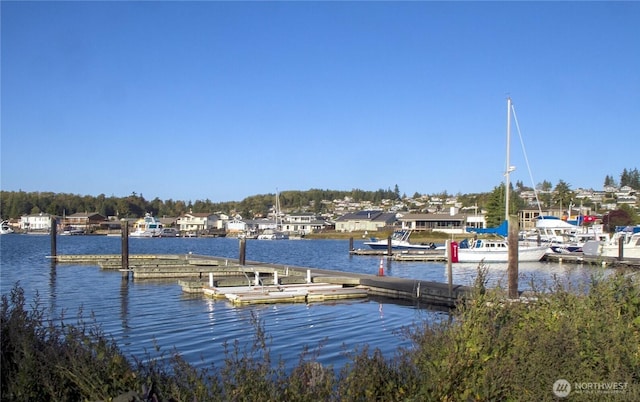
[
  {"x1": 282, "y1": 213, "x2": 329, "y2": 235},
  {"x1": 177, "y1": 212, "x2": 220, "y2": 232},
  {"x1": 20, "y1": 213, "x2": 54, "y2": 232},
  {"x1": 226, "y1": 219, "x2": 248, "y2": 234}
]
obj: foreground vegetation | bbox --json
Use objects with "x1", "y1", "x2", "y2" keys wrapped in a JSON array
[{"x1": 2, "y1": 269, "x2": 640, "y2": 401}]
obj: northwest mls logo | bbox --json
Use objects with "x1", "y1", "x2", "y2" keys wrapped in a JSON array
[
  {"x1": 553, "y1": 379, "x2": 629, "y2": 397},
  {"x1": 553, "y1": 379, "x2": 572, "y2": 398}
]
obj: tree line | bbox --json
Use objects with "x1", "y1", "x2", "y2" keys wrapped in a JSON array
[
  {"x1": 1, "y1": 168, "x2": 637, "y2": 223},
  {"x1": 0, "y1": 187, "x2": 401, "y2": 221}
]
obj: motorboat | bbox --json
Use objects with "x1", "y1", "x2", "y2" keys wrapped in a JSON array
[
  {"x1": 1, "y1": 221, "x2": 14, "y2": 235},
  {"x1": 583, "y1": 226, "x2": 640, "y2": 259},
  {"x1": 257, "y1": 229, "x2": 289, "y2": 240},
  {"x1": 523, "y1": 216, "x2": 608, "y2": 254},
  {"x1": 364, "y1": 229, "x2": 441, "y2": 251},
  {"x1": 130, "y1": 213, "x2": 163, "y2": 237},
  {"x1": 61, "y1": 227, "x2": 85, "y2": 236}
]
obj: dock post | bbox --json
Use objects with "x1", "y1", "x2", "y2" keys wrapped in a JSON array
[
  {"x1": 121, "y1": 220, "x2": 129, "y2": 280},
  {"x1": 273, "y1": 270, "x2": 278, "y2": 285},
  {"x1": 387, "y1": 235, "x2": 392, "y2": 256},
  {"x1": 306, "y1": 269, "x2": 311, "y2": 284},
  {"x1": 508, "y1": 216, "x2": 519, "y2": 299},
  {"x1": 239, "y1": 237, "x2": 246, "y2": 265},
  {"x1": 618, "y1": 237, "x2": 624, "y2": 261},
  {"x1": 50, "y1": 216, "x2": 57, "y2": 259},
  {"x1": 446, "y1": 240, "x2": 452, "y2": 297},
  {"x1": 349, "y1": 237, "x2": 354, "y2": 251},
  {"x1": 254, "y1": 271, "x2": 260, "y2": 286}
]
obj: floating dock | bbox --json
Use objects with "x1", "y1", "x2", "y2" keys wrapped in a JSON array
[
  {"x1": 543, "y1": 252, "x2": 640, "y2": 267},
  {"x1": 202, "y1": 283, "x2": 369, "y2": 305},
  {"x1": 53, "y1": 253, "x2": 469, "y2": 308}
]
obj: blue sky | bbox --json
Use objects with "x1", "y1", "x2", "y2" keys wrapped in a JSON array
[{"x1": 2, "y1": 1, "x2": 639, "y2": 203}]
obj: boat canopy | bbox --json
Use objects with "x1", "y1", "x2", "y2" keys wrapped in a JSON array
[{"x1": 466, "y1": 220, "x2": 508, "y2": 237}]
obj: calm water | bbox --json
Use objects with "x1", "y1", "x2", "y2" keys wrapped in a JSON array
[{"x1": 0, "y1": 234, "x2": 602, "y2": 370}]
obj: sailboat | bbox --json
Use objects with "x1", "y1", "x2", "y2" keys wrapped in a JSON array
[
  {"x1": 457, "y1": 98, "x2": 548, "y2": 263},
  {"x1": 257, "y1": 189, "x2": 289, "y2": 240}
]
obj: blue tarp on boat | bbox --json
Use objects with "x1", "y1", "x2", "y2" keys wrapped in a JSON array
[{"x1": 465, "y1": 220, "x2": 508, "y2": 237}]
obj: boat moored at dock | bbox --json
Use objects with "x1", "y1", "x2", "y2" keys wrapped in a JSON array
[
  {"x1": 364, "y1": 229, "x2": 442, "y2": 251},
  {"x1": 130, "y1": 213, "x2": 163, "y2": 237}
]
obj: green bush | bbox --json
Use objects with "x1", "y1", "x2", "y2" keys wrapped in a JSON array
[{"x1": 407, "y1": 269, "x2": 640, "y2": 401}]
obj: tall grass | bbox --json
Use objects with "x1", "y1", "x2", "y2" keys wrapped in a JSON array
[{"x1": 2, "y1": 269, "x2": 639, "y2": 401}]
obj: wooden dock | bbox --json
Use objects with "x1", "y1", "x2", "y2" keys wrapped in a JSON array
[
  {"x1": 202, "y1": 283, "x2": 369, "y2": 305},
  {"x1": 52, "y1": 253, "x2": 469, "y2": 308},
  {"x1": 543, "y1": 252, "x2": 640, "y2": 268}
]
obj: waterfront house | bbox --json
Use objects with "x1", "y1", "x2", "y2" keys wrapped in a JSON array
[
  {"x1": 177, "y1": 212, "x2": 220, "y2": 233},
  {"x1": 64, "y1": 212, "x2": 106, "y2": 233},
  {"x1": 282, "y1": 213, "x2": 330, "y2": 235},
  {"x1": 399, "y1": 212, "x2": 468, "y2": 234},
  {"x1": 335, "y1": 210, "x2": 396, "y2": 232},
  {"x1": 20, "y1": 213, "x2": 54, "y2": 232}
]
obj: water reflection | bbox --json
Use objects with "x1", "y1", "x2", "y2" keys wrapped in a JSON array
[
  {"x1": 120, "y1": 277, "x2": 130, "y2": 335},
  {"x1": 49, "y1": 260, "x2": 57, "y2": 314}
]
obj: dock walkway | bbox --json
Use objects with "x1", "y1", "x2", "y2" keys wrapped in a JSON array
[{"x1": 53, "y1": 253, "x2": 469, "y2": 308}]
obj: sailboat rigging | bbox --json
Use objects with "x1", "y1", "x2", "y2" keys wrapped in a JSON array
[
  {"x1": 257, "y1": 189, "x2": 289, "y2": 240},
  {"x1": 457, "y1": 97, "x2": 548, "y2": 263}
]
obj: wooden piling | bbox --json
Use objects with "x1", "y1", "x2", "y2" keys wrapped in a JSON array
[
  {"x1": 508, "y1": 216, "x2": 519, "y2": 299},
  {"x1": 618, "y1": 237, "x2": 624, "y2": 261},
  {"x1": 387, "y1": 235, "x2": 392, "y2": 256},
  {"x1": 50, "y1": 217, "x2": 57, "y2": 258},
  {"x1": 349, "y1": 237, "x2": 354, "y2": 251},
  {"x1": 239, "y1": 237, "x2": 246, "y2": 265}
]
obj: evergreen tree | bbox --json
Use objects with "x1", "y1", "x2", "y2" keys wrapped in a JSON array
[
  {"x1": 552, "y1": 180, "x2": 574, "y2": 210},
  {"x1": 604, "y1": 174, "x2": 616, "y2": 187},
  {"x1": 485, "y1": 185, "x2": 506, "y2": 227}
]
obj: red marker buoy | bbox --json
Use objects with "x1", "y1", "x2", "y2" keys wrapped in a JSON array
[{"x1": 378, "y1": 258, "x2": 384, "y2": 276}]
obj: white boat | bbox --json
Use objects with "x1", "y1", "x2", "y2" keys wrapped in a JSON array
[
  {"x1": 257, "y1": 229, "x2": 289, "y2": 240},
  {"x1": 158, "y1": 227, "x2": 180, "y2": 237},
  {"x1": 61, "y1": 227, "x2": 85, "y2": 236},
  {"x1": 523, "y1": 216, "x2": 608, "y2": 254},
  {"x1": 257, "y1": 189, "x2": 289, "y2": 240},
  {"x1": 364, "y1": 229, "x2": 442, "y2": 251},
  {"x1": 1, "y1": 221, "x2": 14, "y2": 235},
  {"x1": 457, "y1": 237, "x2": 548, "y2": 263},
  {"x1": 459, "y1": 98, "x2": 548, "y2": 263},
  {"x1": 130, "y1": 213, "x2": 163, "y2": 237},
  {"x1": 583, "y1": 226, "x2": 640, "y2": 259}
]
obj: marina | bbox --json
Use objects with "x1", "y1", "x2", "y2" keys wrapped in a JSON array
[
  {"x1": 53, "y1": 250, "x2": 470, "y2": 308},
  {"x1": 2, "y1": 233, "x2": 636, "y2": 372}
]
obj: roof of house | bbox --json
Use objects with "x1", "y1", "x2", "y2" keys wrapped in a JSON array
[
  {"x1": 67, "y1": 212, "x2": 106, "y2": 219},
  {"x1": 181, "y1": 212, "x2": 218, "y2": 218},
  {"x1": 336, "y1": 210, "x2": 396, "y2": 223},
  {"x1": 399, "y1": 213, "x2": 467, "y2": 221}
]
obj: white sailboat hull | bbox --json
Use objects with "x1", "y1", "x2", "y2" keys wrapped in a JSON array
[{"x1": 457, "y1": 245, "x2": 548, "y2": 263}]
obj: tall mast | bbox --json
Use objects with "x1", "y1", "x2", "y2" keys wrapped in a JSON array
[{"x1": 505, "y1": 97, "x2": 512, "y2": 222}]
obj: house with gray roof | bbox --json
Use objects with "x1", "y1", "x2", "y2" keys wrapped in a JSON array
[{"x1": 335, "y1": 210, "x2": 396, "y2": 232}]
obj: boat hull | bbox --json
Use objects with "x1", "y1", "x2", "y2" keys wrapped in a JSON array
[
  {"x1": 457, "y1": 246, "x2": 547, "y2": 263},
  {"x1": 365, "y1": 242, "x2": 437, "y2": 251}
]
